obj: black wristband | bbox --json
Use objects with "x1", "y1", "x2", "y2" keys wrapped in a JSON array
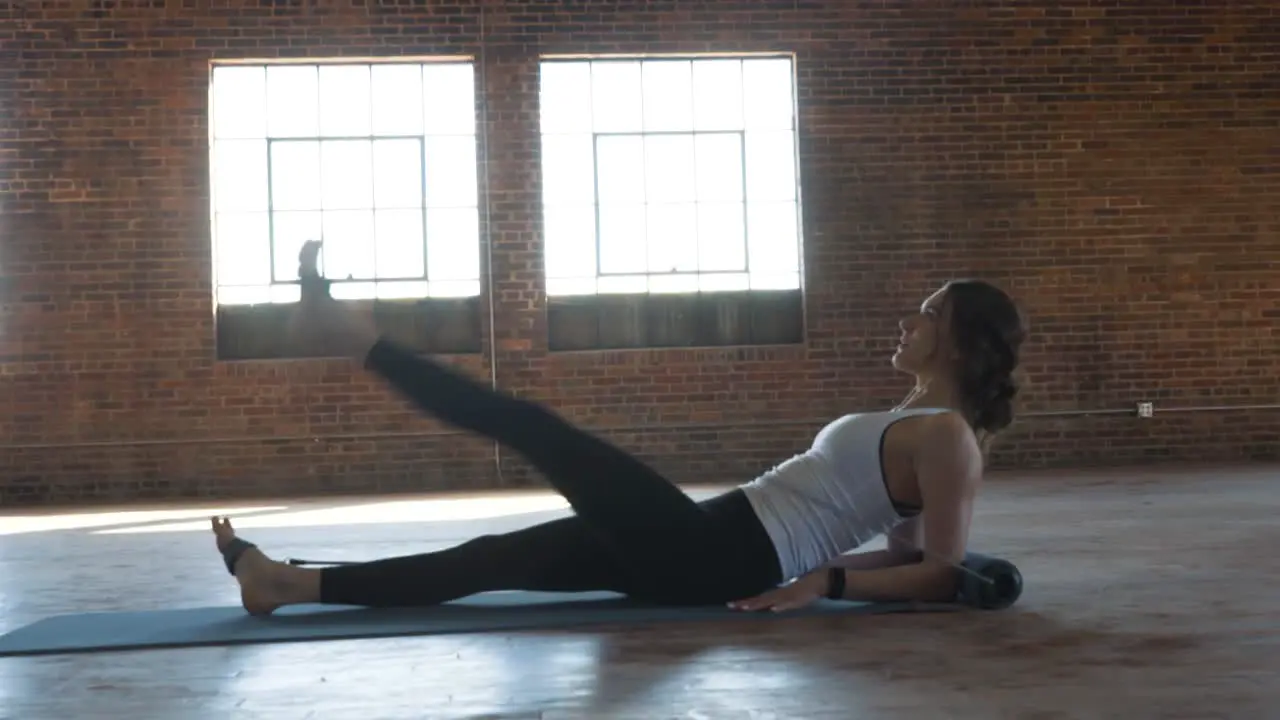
[{"x1": 825, "y1": 567, "x2": 846, "y2": 600}]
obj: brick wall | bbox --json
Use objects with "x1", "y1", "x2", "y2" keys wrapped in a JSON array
[{"x1": 2, "y1": 1, "x2": 1278, "y2": 505}]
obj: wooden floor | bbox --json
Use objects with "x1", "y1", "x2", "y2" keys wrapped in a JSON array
[{"x1": 1, "y1": 465, "x2": 1276, "y2": 719}]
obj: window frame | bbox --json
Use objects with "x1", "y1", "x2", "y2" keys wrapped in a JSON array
[
  {"x1": 537, "y1": 53, "x2": 805, "y2": 298},
  {"x1": 206, "y1": 57, "x2": 483, "y2": 306}
]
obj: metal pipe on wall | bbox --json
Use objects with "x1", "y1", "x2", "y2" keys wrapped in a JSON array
[
  {"x1": 3, "y1": 401, "x2": 1279, "y2": 451},
  {"x1": 1021, "y1": 403, "x2": 1280, "y2": 418},
  {"x1": 1137, "y1": 403, "x2": 1280, "y2": 414},
  {"x1": 1020, "y1": 409, "x2": 1133, "y2": 418},
  {"x1": 475, "y1": 5, "x2": 507, "y2": 488}
]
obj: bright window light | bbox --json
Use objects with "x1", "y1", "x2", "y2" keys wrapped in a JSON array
[
  {"x1": 209, "y1": 61, "x2": 481, "y2": 305},
  {"x1": 538, "y1": 56, "x2": 803, "y2": 296}
]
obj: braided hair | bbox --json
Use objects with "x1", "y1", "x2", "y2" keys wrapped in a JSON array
[{"x1": 941, "y1": 280, "x2": 1028, "y2": 441}]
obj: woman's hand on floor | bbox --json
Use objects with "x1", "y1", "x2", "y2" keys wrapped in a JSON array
[{"x1": 727, "y1": 571, "x2": 828, "y2": 612}]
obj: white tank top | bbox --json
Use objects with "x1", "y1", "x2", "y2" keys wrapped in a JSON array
[{"x1": 738, "y1": 408, "x2": 949, "y2": 581}]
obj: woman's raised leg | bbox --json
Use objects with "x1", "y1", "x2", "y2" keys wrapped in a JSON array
[
  {"x1": 293, "y1": 241, "x2": 744, "y2": 591},
  {"x1": 360, "y1": 339, "x2": 720, "y2": 563}
]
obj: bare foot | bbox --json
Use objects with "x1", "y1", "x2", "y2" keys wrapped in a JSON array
[{"x1": 211, "y1": 516, "x2": 316, "y2": 616}]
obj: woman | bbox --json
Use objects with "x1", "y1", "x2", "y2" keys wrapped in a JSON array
[{"x1": 214, "y1": 241, "x2": 1027, "y2": 615}]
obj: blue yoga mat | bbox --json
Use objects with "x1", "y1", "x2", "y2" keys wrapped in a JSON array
[{"x1": 0, "y1": 553, "x2": 1022, "y2": 657}]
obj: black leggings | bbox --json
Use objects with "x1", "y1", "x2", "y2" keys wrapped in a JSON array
[{"x1": 317, "y1": 339, "x2": 784, "y2": 607}]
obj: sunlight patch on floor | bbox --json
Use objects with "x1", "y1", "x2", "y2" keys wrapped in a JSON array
[
  {"x1": 94, "y1": 494, "x2": 574, "y2": 535},
  {"x1": 0, "y1": 507, "x2": 289, "y2": 536}
]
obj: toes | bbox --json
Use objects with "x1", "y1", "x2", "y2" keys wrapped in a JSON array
[
  {"x1": 298, "y1": 239, "x2": 322, "y2": 278},
  {"x1": 210, "y1": 516, "x2": 235, "y2": 538}
]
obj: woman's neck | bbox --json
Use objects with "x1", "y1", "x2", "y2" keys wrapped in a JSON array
[{"x1": 894, "y1": 379, "x2": 961, "y2": 412}]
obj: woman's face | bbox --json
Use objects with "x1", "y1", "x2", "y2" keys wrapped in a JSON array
[{"x1": 891, "y1": 287, "x2": 952, "y2": 376}]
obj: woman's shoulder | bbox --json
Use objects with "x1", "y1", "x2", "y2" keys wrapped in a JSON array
[
  {"x1": 906, "y1": 411, "x2": 985, "y2": 482},
  {"x1": 906, "y1": 408, "x2": 980, "y2": 446},
  {"x1": 886, "y1": 410, "x2": 983, "y2": 470}
]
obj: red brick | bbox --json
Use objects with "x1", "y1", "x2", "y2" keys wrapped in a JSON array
[{"x1": 1, "y1": 0, "x2": 1279, "y2": 504}]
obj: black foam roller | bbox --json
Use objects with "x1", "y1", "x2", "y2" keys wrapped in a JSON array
[{"x1": 954, "y1": 552, "x2": 1023, "y2": 610}]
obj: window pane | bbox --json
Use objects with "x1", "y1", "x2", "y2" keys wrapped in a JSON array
[
  {"x1": 750, "y1": 272, "x2": 800, "y2": 290},
  {"x1": 270, "y1": 284, "x2": 301, "y2": 303},
  {"x1": 641, "y1": 60, "x2": 693, "y2": 132},
  {"x1": 376, "y1": 281, "x2": 430, "y2": 299},
  {"x1": 590, "y1": 61, "x2": 643, "y2": 133},
  {"x1": 271, "y1": 210, "x2": 323, "y2": 282},
  {"x1": 696, "y1": 202, "x2": 746, "y2": 272},
  {"x1": 319, "y1": 65, "x2": 372, "y2": 137},
  {"x1": 546, "y1": 277, "x2": 598, "y2": 296},
  {"x1": 747, "y1": 200, "x2": 800, "y2": 275},
  {"x1": 597, "y1": 275, "x2": 647, "y2": 294},
  {"x1": 218, "y1": 285, "x2": 273, "y2": 305},
  {"x1": 331, "y1": 282, "x2": 376, "y2": 300},
  {"x1": 373, "y1": 139, "x2": 423, "y2": 209},
  {"x1": 212, "y1": 66, "x2": 266, "y2": 139},
  {"x1": 542, "y1": 204, "x2": 596, "y2": 279},
  {"x1": 269, "y1": 141, "x2": 321, "y2": 211},
  {"x1": 374, "y1": 208, "x2": 425, "y2": 279},
  {"x1": 644, "y1": 134, "x2": 696, "y2": 204},
  {"x1": 266, "y1": 65, "x2": 319, "y2": 138},
  {"x1": 321, "y1": 209, "x2": 375, "y2": 280},
  {"x1": 646, "y1": 203, "x2": 698, "y2": 273},
  {"x1": 648, "y1": 274, "x2": 699, "y2": 294},
  {"x1": 426, "y1": 207, "x2": 480, "y2": 281},
  {"x1": 371, "y1": 64, "x2": 424, "y2": 136},
  {"x1": 422, "y1": 63, "x2": 475, "y2": 135},
  {"x1": 321, "y1": 140, "x2": 374, "y2": 210},
  {"x1": 215, "y1": 212, "x2": 271, "y2": 286},
  {"x1": 743, "y1": 58, "x2": 795, "y2": 130},
  {"x1": 213, "y1": 140, "x2": 268, "y2": 213},
  {"x1": 695, "y1": 133, "x2": 744, "y2": 203},
  {"x1": 540, "y1": 135, "x2": 595, "y2": 206},
  {"x1": 424, "y1": 135, "x2": 477, "y2": 208},
  {"x1": 745, "y1": 130, "x2": 797, "y2": 202},
  {"x1": 595, "y1": 135, "x2": 645, "y2": 205},
  {"x1": 692, "y1": 59, "x2": 744, "y2": 131},
  {"x1": 598, "y1": 204, "x2": 647, "y2": 275},
  {"x1": 429, "y1": 279, "x2": 480, "y2": 298},
  {"x1": 699, "y1": 272, "x2": 749, "y2": 292},
  {"x1": 539, "y1": 62, "x2": 593, "y2": 134}
]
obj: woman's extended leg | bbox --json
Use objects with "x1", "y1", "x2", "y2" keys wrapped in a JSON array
[
  {"x1": 314, "y1": 489, "x2": 777, "y2": 607},
  {"x1": 215, "y1": 512, "x2": 629, "y2": 614},
  {"x1": 318, "y1": 513, "x2": 633, "y2": 606},
  {"x1": 215, "y1": 490, "x2": 776, "y2": 612},
  {"x1": 241, "y1": 241, "x2": 783, "y2": 604},
  {"x1": 354, "y1": 339, "x2": 781, "y2": 598}
]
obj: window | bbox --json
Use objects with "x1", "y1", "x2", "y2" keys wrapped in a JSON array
[
  {"x1": 538, "y1": 55, "x2": 802, "y2": 296},
  {"x1": 208, "y1": 60, "x2": 481, "y2": 305}
]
